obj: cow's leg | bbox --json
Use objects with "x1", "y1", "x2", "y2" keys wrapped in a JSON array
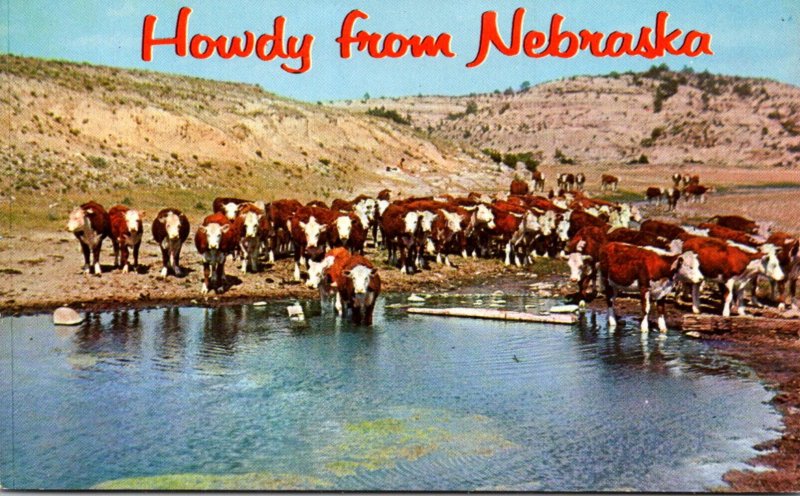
[
  {"x1": 80, "y1": 242, "x2": 91, "y2": 273},
  {"x1": 722, "y1": 278, "x2": 735, "y2": 317},
  {"x1": 215, "y1": 258, "x2": 226, "y2": 293},
  {"x1": 399, "y1": 244, "x2": 408, "y2": 274},
  {"x1": 436, "y1": 252, "x2": 442, "y2": 265},
  {"x1": 160, "y1": 247, "x2": 170, "y2": 278},
  {"x1": 504, "y1": 242, "x2": 511, "y2": 266},
  {"x1": 251, "y1": 242, "x2": 260, "y2": 272},
  {"x1": 750, "y1": 274, "x2": 764, "y2": 307},
  {"x1": 241, "y1": 241, "x2": 249, "y2": 273},
  {"x1": 640, "y1": 287, "x2": 651, "y2": 333},
  {"x1": 657, "y1": 299, "x2": 668, "y2": 333},
  {"x1": 293, "y1": 244, "x2": 303, "y2": 281},
  {"x1": 174, "y1": 244, "x2": 184, "y2": 277},
  {"x1": 445, "y1": 254, "x2": 452, "y2": 267},
  {"x1": 606, "y1": 282, "x2": 617, "y2": 329},
  {"x1": 691, "y1": 282, "x2": 702, "y2": 314},
  {"x1": 334, "y1": 291, "x2": 343, "y2": 316},
  {"x1": 121, "y1": 245, "x2": 130, "y2": 273},
  {"x1": 112, "y1": 239, "x2": 120, "y2": 268},
  {"x1": 735, "y1": 282, "x2": 748, "y2": 316},
  {"x1": 202, "y1": 262, "x2": 210, "y2": 294},
  {"x1": 92, "y1": 242, "x2": 102, "y2": 275}
]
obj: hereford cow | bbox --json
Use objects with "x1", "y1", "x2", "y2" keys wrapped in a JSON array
[
  {"x1": 682, "y1": 237, "x2": 784, "y2": 316},
  {"x1": 532, "y1": 171, "x2": 545, "y2": 192},
  {"x1": 151, "y1": 208, "x2": 190, "y2": 277},
  {"x1": 510, "y1": 178, "x2": 530, "y2": 196},
  {"x1": 664, "y1": 187, "x2": 681, "y2": 211},
  {"x1": 756, "y1": 232, "x2": 800, "y2": 309},
  {"x1": 306, "y1": 200, "x2": 328, "y2": 209},
  {"x1": 380, "y1": 203, "x2": 420, "y2": 273},
  {"x1": 600, "y1": 174, "x2": 619, "y2": 192},
  {"x1": 339, "y1": 255, "x2": 381, "y2": 325},
  {"x1": 574, "y1": 173, "x2": 586, "y2": 191},
  {"x1": 606, "y1": 227, "x2": 676, "y2": 252},
  {"x1": 645, "y1": 187, "x2": 664, "y2": 205},
  {"x1": 195, "y1": 212, "x2": 239, "y2": 294},
  {"x1": 332, "y1": 212, "x2": 367, "y2": 254},
  {"x1": 567, "y1": 226, "x2": 608, "y2": 302},
  {"x1": 234, "y1": 203, "x2": 270, "y2": 273},
  {"x1": 306, "y1": 247, "x2": 352, "y2": 313},
  {"x1": 671, "y1": 173, "x2": 683, "y2": 188},
  {"x1": 684, "y1": 184, "x2": 709, "y2": 203},
  {"x1": 708, "y1": 215, "x2": 770, "y2": 238},
  {"x1": 430, "y1": 208, "x2": 470, "y2": 266},
  {"x1": 600, "y1": 242, "x2": 703, "y2": 333},
  {"x1": 268, "y1": 199, "x2": 303, "y2": 262},
  {"x1": 640, "y1": 220, "x2": 687, "y2": 240},
  {"x1": 696, "y1": 223, "x2": 764, "y2": 248},
  {"x1": 213, "y1": 197, "x2": 253, "y2": 221},
  {"x1": 289, "y1": 206, "x2": 338, "y2": 280},
  {"x1": 557, "y1": 173, "x2": 576, "y2": 191},
  {"x1": 108, "y1": 205, "x2": 144, "y2": 274},
  {"x1": 566, "y1": 209, "x2": 609, "y2": 239},
  {"x1": 66, "y1": 201, "x2": 111, "y2": 275}
]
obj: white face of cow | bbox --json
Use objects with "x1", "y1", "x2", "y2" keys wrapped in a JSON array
[
  {"x1": 673, "y1": 251, "x2": 704, "y2": 284},
  {"x1": 556, "y1": 217, "x2": 571, "y2": 242},
  {"x1": 336, "y1": 215, "x2": 352, "y2": 241},
  {"x1": 205, "y1": 223, "x2": 226, "y2": 250},
  {"x1": 164, "y1": 212, "x2": 181, "y2": 239},
  {"x1": 418, "y1": 211, "x2": 437, "y2": 233},
  {"x1": 306, "y1": 255, "x2": 334, "y2": 289},
  {"x1": 243, "y1": 211, "x2": 260, "y2": 238},
  {"x1": 223, "y1": 202, "x2": 239, "y2": 221},
  {"x1": 538, "y1": 210, "x2": 556, "y2": 235},
  {"x1": 669, "y1": 238, "x2": 684, "y2": 255},
  {"x1": 67, "y1": 207, "x2": 87, "y2": 232},
  {"x1": 403, "y1": 211, "x2": 420, "y2": 234},
  {"x1": 124, "y1": 209, "x2": 141, "y2": 233},
  {"x1": 377, "y1": 199, "x2": 389, "y2": 216},
  {"x1": 300, "y1": 216, "x2": 326, "y2": 248},
  {"x1": 346, "y1": 265, "x2": 374, "y2": 295},
  {"x1": 567, "y1": 252, "x2": 591, "y2": 282},
  {"x1": 442, "y1": 211, "x2": 463, "y2": 233},
  {"x1": 759, "y1": 244, "x2": 785, "y2": 281},
  {"x1": 475, "y1": 204, "x2": 495, "y2": 229},
  {"x1": 523, "y1": 211, "x2": 541, "y2": 233}
]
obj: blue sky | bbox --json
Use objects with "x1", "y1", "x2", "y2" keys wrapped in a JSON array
[{"x1": 2, "y1": 0, "x2": 799, "y2": 101}]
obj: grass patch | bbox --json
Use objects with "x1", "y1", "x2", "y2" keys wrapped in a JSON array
[{"x1": 595, "y1": 189, "x2": 641, "y2": 203}]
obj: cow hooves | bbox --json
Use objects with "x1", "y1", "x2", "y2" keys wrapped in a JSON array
[
  {"x1": 160, "y1": 267, "x2": 168, "y2": 278},
  {"x1": 122, "y1": 266, "x2": 129, "y2": 274}
]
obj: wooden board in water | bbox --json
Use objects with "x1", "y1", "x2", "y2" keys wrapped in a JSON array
[
  {"x1": 681, "y1": 313, "x2": 800, "y2": 335},
  {"x1": 407, "y1": 307, "x2": 577, "y2": 324}
]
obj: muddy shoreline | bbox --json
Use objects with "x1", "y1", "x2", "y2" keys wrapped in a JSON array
[{"x1": 1, "y1": 243, "x2": 798, "y2": 491}]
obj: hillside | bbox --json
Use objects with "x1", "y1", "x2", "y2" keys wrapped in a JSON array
[
  {"x1": 0, "y1": 54, "x2": 502, "y2": 210},
  {"x1": 342, "y1": 66, "x2": 800, "y2": 169}
]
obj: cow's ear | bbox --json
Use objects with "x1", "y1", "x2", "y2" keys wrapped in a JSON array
[
  {"x1": 299, "y1": 221, "x2": 306, "y2": 229},
  {"x1": 371, "y1": 268, "x2": 378, "y2": 275},
  {"x1": 343, "y1": 270, "x2": 351, "y2": 277},
  {"x1": 221, "y1": 224, "x2": 230, "y2": 233},
  {"x1": 86, "y1": 208, "x2": 94, "y2": 215},
  {"x1": 671, "y1": 256, "x2": 684, "y2": 271},
  {"x1": 198, "y1": 226, "x2": 206, "y2": 233},
  {"x1": 158, "y1": 216, "x2": 167, "y2": 224},
  {"x1": 320, "y1": 225, "x2": 328, "y2": 232}
]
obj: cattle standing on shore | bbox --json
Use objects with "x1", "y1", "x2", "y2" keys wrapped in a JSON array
[
  {"x1": 600, "y1": 174, "x2": 619, "y2": 192},
  {"x1": 645, "y1": 187, "x2": 664, "y2": 205},
  {"x1": 234, "y1": 203, "x2": 270, "y2": 273},
  {"x1": 574, "y1": 173, "x2": 586, "y2": 191},
  {"x1": 665, "y1": 187, "x2": 681, "y2": 211},
  {"x1": 289, "y1": 206, "x2": 338, "y2": 280},
  {"x1": 67, "y1": 201, "x2": 111, "y2": 275},
  {"x1": 532, "y1": 171, "x2": 545, "y2": 192},
  {"x1": 195, "y1": 212, "x2": 239, "y2": 294},
  {"x1": 212, "y1": 197, "x2": 253, "y2": 221},
  {"x1": 600, "y1": 242, "x2": 703, "y2": 333},
  {"x1": 557, "y1": 173, "x2": 576, "y2": 191},
  {"x1": 684, "y1": 184, "x2": 709, "y2": 203},
  {"x1": 108, "y1": 205, "x2": 144, "y2": 274},
  {"x1": 672, "y1": 173, "x2": 683, "y2": 188},
  {"x1": 151, "y1": 208, "x2": 190, "y2": 278}
]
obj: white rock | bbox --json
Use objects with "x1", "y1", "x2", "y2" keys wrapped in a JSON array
[
  {"x1": 53, "y1": 306, "x2": 83, "y2": 326},
  {"x1": 253, "y1": 301, "x2": 268, "y2": 307},
  {"x1": 407, "y1": 294, "x2": 426, "y2": 302},
  {"x1": 549, "y1": 304, "x2": 579, "y2": 314},
  {"x1": 287, "y1": 303, "x2": 304, "y2": 320}
]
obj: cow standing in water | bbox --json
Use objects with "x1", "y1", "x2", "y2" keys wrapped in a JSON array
[
  {"x1": 67, "y1": 201, "x2": 111, "y2": 275},
  {"x1": 109, "y1": 205, "x2": 144, "y2": 273},
  {"x1": 151, "y1": 208, "x2": 190, "y2": 277}
]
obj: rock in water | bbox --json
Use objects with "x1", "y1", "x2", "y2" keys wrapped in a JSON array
[
  {"x1": 287, "y1": 303, "x2": 304, "y2": 321},
  {"x1": 53, "y1": 307, "x2": 83, "y2": 326}
]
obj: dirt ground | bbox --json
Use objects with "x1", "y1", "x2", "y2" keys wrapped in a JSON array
[{"x1": 1, "y1": 188, "x2": 799, "y2": 492}]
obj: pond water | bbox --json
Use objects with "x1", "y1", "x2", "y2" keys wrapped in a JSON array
[{"x1": 0, "y1": 294, "x2": 781, "y2": 491}]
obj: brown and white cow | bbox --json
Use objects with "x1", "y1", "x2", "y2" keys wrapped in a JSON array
[
  {"x1": 683, "y1": 184, "x2": 709, "y2": 203},
  {"x1": 195, "y1": 212, "x2": 239, "y2": 294},
  {"x1": 331, "y1": 212, "x2": 367, "y2": 255},
  {"x1": 234, "y1": 203, "x2": 270, "y2": 273},
  {"x1": 151, "y1": 208, "x2": 190, "y2": 278},
  {"x1": 430, "y1": 207, "x2": 470, "y2": 266},
  {"x1": 510, "y1": 178, "x2": 530, "y2": 196},
  {"x1": 640, "y1": 219, "x2": 687, "y2": 240},
  {"x1": 696, "y1": 223, "x2": 765, "y2": 248},
  {"x1": 567, "y1": 226, "x2": 608, "y2": 302},
  {"x1": 574, "y1": 172, "x2": 586, "y2": 191},
  {"x1": 756, "y1": 232, "x2": 800, "y2": 310},
  {"x1": 305, "y1": 247, "x2": 352, "y2": 312},
  {"x1": 213, "y1": 197, "x2": 253, "y2": 221},
  {"x1": 664, "y1": 187, "x2": 681, "y2": 211},
  {"x1": 645, "y1": 187, "x2": 664, "y2": 205},
  {"x1": 600, "y1": 174, "x2": 619, "y2": 192},
  {"x1": 671, "y1": 173, "x2": 683, "y2": 188},
  {"x1": 66, "y1": 201, "x2": 111, "y2": 275},
  {"x1": 682, "y1": 237, "x2": 784, "y2": 316},
  {"x1": 600, "y1": 242, "x2": 703, "y2": 333},
  {"x1": 380, "y1": 203, "x2": 421, "y2": 273},
  {"x1": 708, "y1": 215, "x2": 771, "y2": 238},
  {"x1": 557, "y1": 173, "x2": 576, "y2": 191},
  {"x1": 532, "y1": 171, "x2": 545, "y2": 192},
  {"x1": 339, "y1": 254, "x2": 381, "y2": 325},
  {"x1": 289, "y1": 206, "x2": 338, "y2": 280},
  {"x1": 267, "y1": 199, "x2": 303, "y2": 262},
  {"x1": 606, "y1": 227, "x2": 677, "y2": 253},
  {"x1": 108, "y1": 205, "x2": 144, "y2": 274}
]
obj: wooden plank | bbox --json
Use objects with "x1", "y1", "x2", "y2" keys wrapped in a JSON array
[
  {"x1": 407, "y1": 307, "x2": 577, "y2": 325},
  {"x1": 681, "y1": 313, "x2": 800, "y2": 335}
]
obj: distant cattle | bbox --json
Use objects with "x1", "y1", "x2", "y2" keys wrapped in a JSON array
[
  {"x1": 108, "y1": 205, "x2": 144, "y2": 274},
  {"x1": 664, "y1": 187, "x2": 681, "y2": 211},
  {"x1": 557, "y1": 173, "x2": 576, "y2": 191},
  {"x1": 671, "y1": 173, "x2": 683, "y2": 188},
  {"x1": 66, "y1": 201, "x2": 111, "y2": 275},
  {"x1": 510, "y1": 178, "x2": 530, "y2": 196},
  {"x1": 645, "y1": 187, "x2": 664, "y2": 205},
  {"x1": 682, "y1": 237, "x2": 784, "y2": 316},
  {"x1": 600, "y1": 242, "x2": 703, "y2": 333},
  {"x1": 151, "y1": 208, "x2": 190, "y2": 278},
  {"x1": 684, "y1": 184, "x2": 709, "y2": 203},
  {"x1": 600, "y1": 174, "x2": 619, "y2": 192},
  {"x1": 532, "y1": 171, "x2": 545, "y2": 192},
  {"x1": 574, "y1": 173, "x2": 586, "y2": 191},
  {"x1": 195, "y1": 212, "x2": 239, "y2": 294}
]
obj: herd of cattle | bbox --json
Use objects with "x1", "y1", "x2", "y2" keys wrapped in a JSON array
[
  {"x1": 64, "y1": 174, "x2": 798, "y2": 329},
  {"x1": 645, "y1": 173, "x2": 714, "y2": 210}
]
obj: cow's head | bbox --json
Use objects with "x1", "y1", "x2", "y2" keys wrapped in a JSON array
[
  {"x1": 202, "y1": 222, "x2": 229, "y2": 250},
  {"x1": 668, "y1": 238, "x2": 684, "y2": 255},
  {"x1": 335, "y1": 215, "x2": 353, "y2": 242},
  {"x1": 475, "y1": 204, "x2": 495, "y2": 229},
  {"x1": 300, "y1": 216, "x2": 327, "y2": 248},
  {"x1": 306, "y1": 255, "x2": 334, "y2": 289},
  {"x1": 758, "y1": 244, "x2": 785, "y2": 281},
  {"x1": 567, "y1": 249, "x2": 592, "y2": 283},
  {"x1": 124, "y1": 209, "x2": 141, "y2": 233},
  {"x1": 418, "y1": 211, "x2": 437, "y2": 233},
  {"x1": 403, "y1": 211, "x2": 420, "y2": 234},
  {"x1": 377, "y1": 199, "x2": 390, "y2": 216},
  {"x1": 345, "y1": 264, "x2": 376, "y2": 295},
  {"x1": 223, "y1": 202, "x2": 239, "y2": 221},
  {"x1": 538, "y1": 210, "x2": 556, "y2": 236},
  {"x1": 162, "y1": 211, "x2": 182, "y2": 239},
  {"x1": 756, "y1": 222, "x2": 773, "y2": 240},
  {"x1": 441, "y1": 210, "x2": 463, "y2": 233},
  {"x1": 556, "y1": 216, "x2": 571, "y2": 242},
  {"x1": 67, "y1": 206, "x2": 87, "y2": 232},
  {"x1": 243, "y1": 211, "x2": 261, "y2": 238},
  {"x1": 672, "y1": 251, "x2": 704, "y2": 284}
]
